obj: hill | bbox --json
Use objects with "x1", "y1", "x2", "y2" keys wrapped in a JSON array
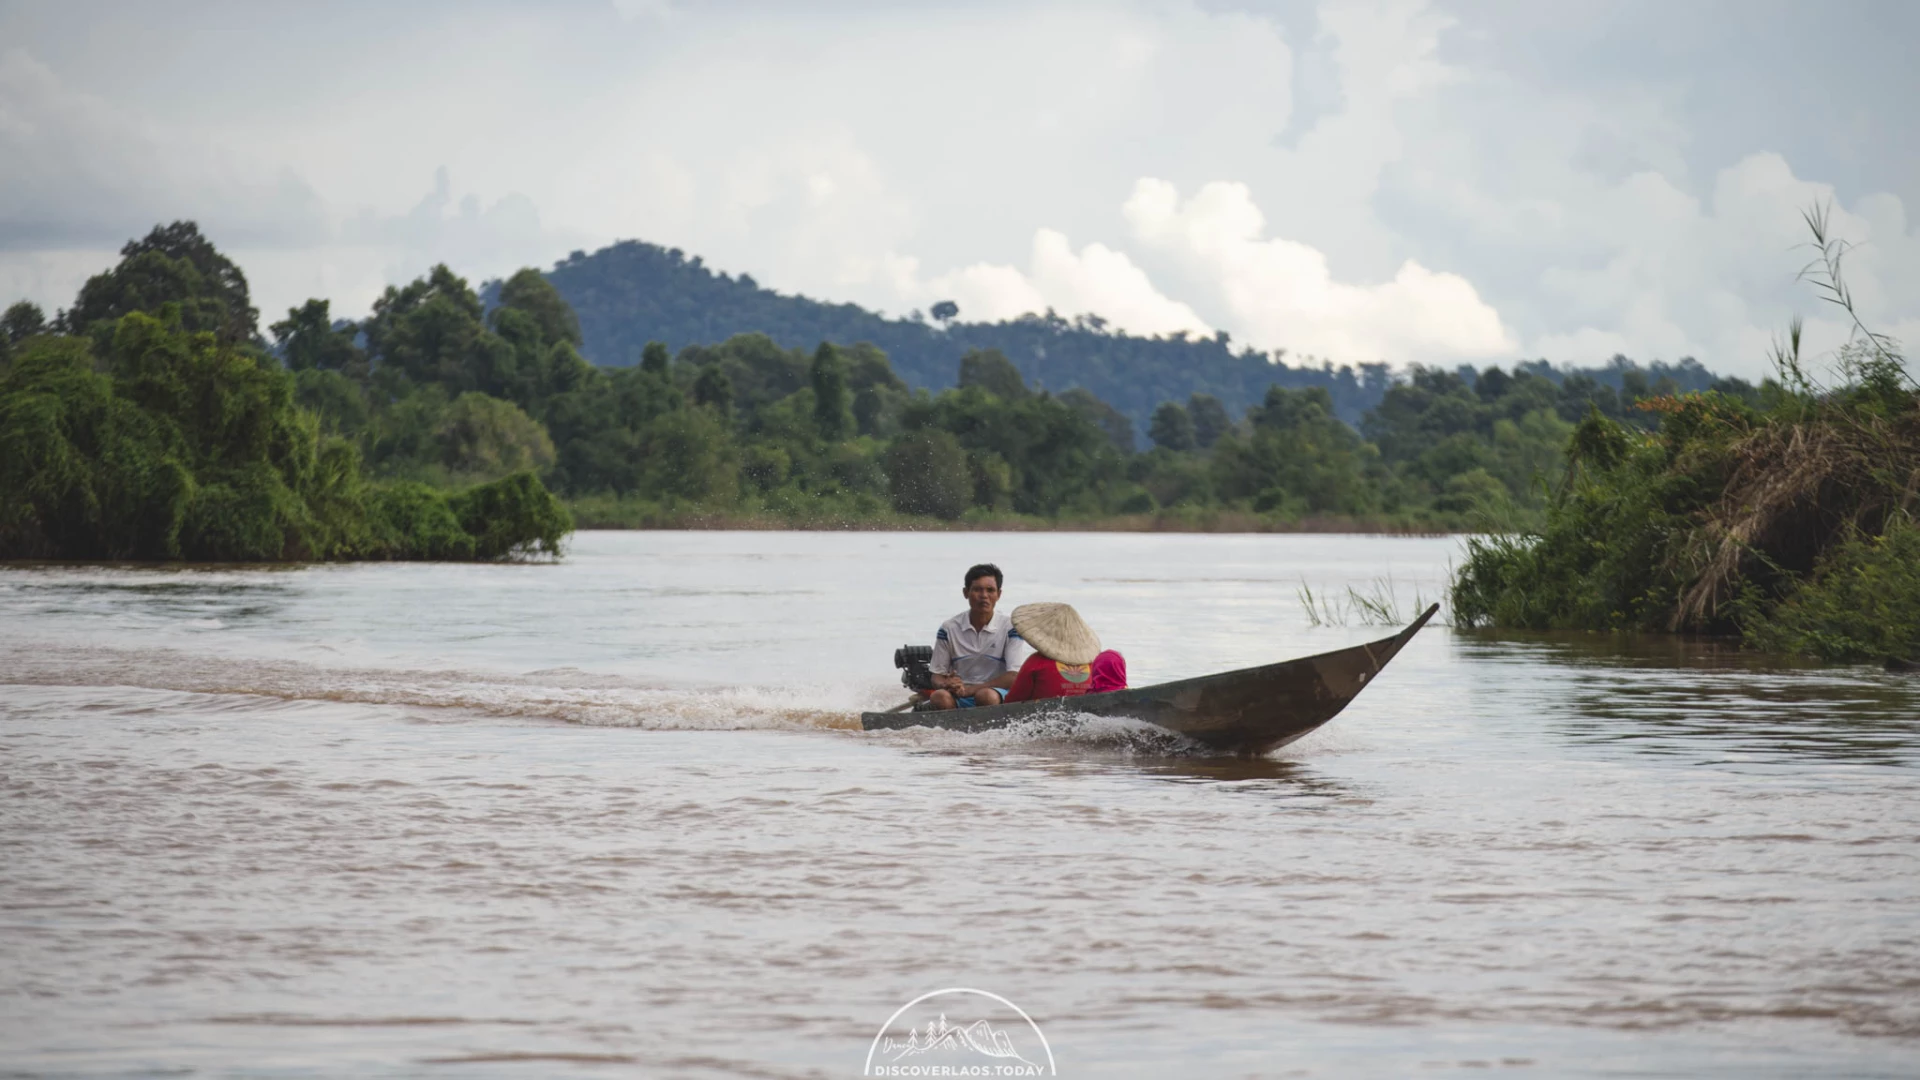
[
  {"x1": 530, "y1": 240, "x2": 1395, "y2": 435},
  {"x1": 527, "y1": 239, "x2": 1735, "y2": 441}
]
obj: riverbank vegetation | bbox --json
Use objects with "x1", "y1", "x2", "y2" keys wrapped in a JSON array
[
  {"x1": 4, "y1": 220, "x2": 1756, "y2": 560},
  {"x1": 1452, "y1": 207, "x2": 1919, "y2": 665},
  {"x1": 510, "y1": 339, "x2": 1730, "y2": 534},
  {"x1": 0, "y1": 227, "x2": 569, "y2": 561}
]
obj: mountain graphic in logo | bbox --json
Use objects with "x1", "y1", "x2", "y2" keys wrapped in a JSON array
[{"x1": 882, "y1": 1013, "x2": 1039, "y2": 1067}]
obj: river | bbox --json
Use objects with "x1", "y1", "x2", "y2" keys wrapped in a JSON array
[{"x1": 3, "y1": 531, "x2": 1917, "y2": 1078}]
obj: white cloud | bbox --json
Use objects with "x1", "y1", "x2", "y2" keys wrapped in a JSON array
[
  {"x1": 0, "y1": 40, "x2": 585, "y2": 324},
  {"x1": 1123, "y1": 178, "x2": 1513, "y2": 363},
  {"x1": 1514, "y1": 153, "x2": 1920, "y2": 374},
  {"x1": 897, "y1": 227, "x2": 1212, "y2": 339},
  {"x1": 3, "y1": 0, "x2": 1916, "y2": 385},
  {"x1": 609, "y1": 0, "x2": 674, "y2": 22}
]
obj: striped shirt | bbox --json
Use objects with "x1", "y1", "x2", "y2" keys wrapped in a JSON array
[{"x1": 931, "y1": 609, "x2": 1033, "y2": 687}]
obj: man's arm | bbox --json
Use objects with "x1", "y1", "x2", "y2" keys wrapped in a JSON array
[{"x1": 929, "y1": 626, "x2": 962, "y2": 694}]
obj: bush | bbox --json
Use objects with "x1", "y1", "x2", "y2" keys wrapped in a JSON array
[
  {"x1": 1450, "y1": 402, "x2": 1751, "y2": 631},
  {"x1": 1744, "y1": 515, "x2": 1920, "y2": 663},
  {"x1": 449, "y1": 471, "x2": 572, "y2": 559},
  {"x1": 364, "y1": 482, "x2": 475, "y2": 560},
  {"x1": 1452, "y1": 384, "x2": 1919, "y2": 655}
]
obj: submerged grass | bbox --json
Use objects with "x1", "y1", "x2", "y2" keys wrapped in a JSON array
[{"x1": 1299, "y1": 574, "x2": 1442, "y2": 628}]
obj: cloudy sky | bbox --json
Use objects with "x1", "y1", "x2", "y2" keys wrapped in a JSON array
[{"x1": 2, "y1": 0, "x2": 1915, "y2": 379}]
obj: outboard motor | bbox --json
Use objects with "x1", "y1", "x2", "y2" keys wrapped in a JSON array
[{"x1": 894, "y1": 645, "x2": 935, "y2": 692}]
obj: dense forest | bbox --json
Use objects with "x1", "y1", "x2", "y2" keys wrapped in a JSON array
[
  {"x1": 6, "y1": 220, "x2": 1771, "y2": 564},
  {"x1": 525, "y1": 239, "x2": 1728, "y2": 435},
  {"x1": 0, "y1": 225, "x2": 570, "y2": 561},
  {"x1": 1453, "y1": 208, "x2": 1919, "y2": 665}
]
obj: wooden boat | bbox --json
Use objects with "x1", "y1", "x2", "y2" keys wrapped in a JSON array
[{"x1": 861, "y1": 603, "x2": 1439, "y2": 755}]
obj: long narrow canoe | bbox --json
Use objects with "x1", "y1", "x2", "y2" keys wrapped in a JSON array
[{"x1": 861, "y1": 603, "x2": 1439, "y2": 755}]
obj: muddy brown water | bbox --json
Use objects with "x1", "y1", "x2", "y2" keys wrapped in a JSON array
[{"x1": 3, "y1": 532, "x2": 1917, "y2": 1078}]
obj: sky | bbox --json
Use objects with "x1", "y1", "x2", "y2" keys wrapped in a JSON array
[{"x1": 1, "y1": 0, "x2": 1915, "y2": 380}]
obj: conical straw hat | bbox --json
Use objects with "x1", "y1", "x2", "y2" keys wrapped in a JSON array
[{"x1": 1011, "y1": 602, "x2": 1102, "y2": 666}]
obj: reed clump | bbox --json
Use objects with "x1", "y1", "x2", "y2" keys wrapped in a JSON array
[{"x1": 1452, "y1": 205, "x2": 1920, "y2": 664}]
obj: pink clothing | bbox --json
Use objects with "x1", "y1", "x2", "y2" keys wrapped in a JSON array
[{"x1": 1090, "y1": 650, "x2": 1127, "y2": 692}]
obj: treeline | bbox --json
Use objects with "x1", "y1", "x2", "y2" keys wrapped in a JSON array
[
  {"x1": 1452, "y1": 209, "x2": 1919, "y2": 665},
  {"x1": 535, "y1": 240, "x2": 1361, "y2": 430},
  {"x1": 276, "y1": 259, "x2": 1753, "y2": 530},
  {"x1": 3, "y1": 221, "x2": 1766, "y2": 558},
  {"x1": 0, "y1": 225, "x2": 570, "y2": 561},
  {"x1": 532, "y1": 239, "x2": 1733, "y2": 435},
  {"x1": 281, "y1": 275, "x2": 1751, "y2": 530}
]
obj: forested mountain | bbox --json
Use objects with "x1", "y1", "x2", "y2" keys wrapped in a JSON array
[
  {"x1": 524, "y1": 239, "x2": 1736, "y2": 439},
  {"x1": 528, "y1": 241, "x2": 1393, "y2": 434}
]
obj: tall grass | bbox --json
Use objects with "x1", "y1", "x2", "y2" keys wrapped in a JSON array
[{"x1": 1299, "y1": 573, "x2": 1441, "y2": 628}]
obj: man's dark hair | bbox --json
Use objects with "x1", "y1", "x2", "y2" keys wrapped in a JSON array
[{"x1": 964, "y1": 563, "x2": 1003, "y2": 589}]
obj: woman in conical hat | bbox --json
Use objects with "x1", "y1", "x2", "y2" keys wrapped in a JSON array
[{"x1": 1003, "y1": 602, "x2": 1108, "y2": 703}]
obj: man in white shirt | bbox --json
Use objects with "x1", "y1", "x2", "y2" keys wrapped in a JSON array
[{"x1": 926, "y1": 563, "x2": 1033, "y2": 710}]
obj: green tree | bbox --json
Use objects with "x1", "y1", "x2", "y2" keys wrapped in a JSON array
[
  {"x1": 1149, "y1": 401, "x2": 1196, "y2": 451},
  {"x1": 844, "y1": 342, "x2": 908, "y2": 437},
  {"x1": 905, "y1": 386, "x2": 1122, "y2": 515},
  {"x1": 495, "y1": 268, "x2": 582, "y2": 348},
  {"x1": 294, "y1": 369, "x2": 371, "y2": 437},
  {"x1": 1060, "y1": 387, "x2": 1135, "y2": 453},
  {"x1": 957, "y1": 348, "x2": 1028, "y2": 400},
  {"x1": 3, "y1": 301, "x2": 47, "y2": 345},
  {"x1": 540, "y1": 363, "x2": 684, "y2": 494},
  {"x1": 69, "y1": 222, "x2": 259, "y2": 344},
  {"x1": 810, "y1": 342, "x2": 852, "y2": 440},
  {"x1": 0, "y1": 334, "x2": 187, "y2": 558},
  {"x1": 640, "y1": 341, "x2": 671, "y2": 375},
  {"x1": 489, "y1": 267, "x2": 590, "y2": 410},
  {"x1": 693, "y1": 365, "x2": 734, "y2": 421},
  {"x1": 364, "y1": 265, "x2": 515, "y2": 399},
  {"x1": 271, "y1": 299, "x2": 367, "y2": 376},
  {"x1": 675, "y1": 333, "x2": 808, "y2": 416},
  {"x1": 1214, "y1": 386, "x2": 1381, "y2": 516},
  {"x1": 1188, "y1": 392, "x2": 1231, "y2": 448},
  {"x1": 640, "y1": 406, "x2": 737, "y2": 500}
]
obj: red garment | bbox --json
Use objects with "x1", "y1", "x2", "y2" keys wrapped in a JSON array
[
  {"x1": 1003, "y1": 653, "x2": 1095, "y2": 703},
  {"x1": 1090, "y1": 650, "x2": 1127, "y2": 692}
]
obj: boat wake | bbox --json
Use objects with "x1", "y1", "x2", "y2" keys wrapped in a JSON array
[
  {"x1": 858, "y1": 709, "x2": 1215, "y2": 756},
  {"x1": 0, "y1": 642, "x2": 874, "y2": 732},
  {"x1": 1, "y1": 641, "x2": 1240, "y2": 756}
]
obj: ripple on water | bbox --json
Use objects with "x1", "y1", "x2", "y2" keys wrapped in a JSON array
[{"x1": 3, "y1": 534, "x2": 1919, "y2": 1079}]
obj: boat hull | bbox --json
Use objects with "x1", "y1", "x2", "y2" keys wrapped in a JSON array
[{"x1": 860, "y1": 604, "x2": 1438, "y2": 755}]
